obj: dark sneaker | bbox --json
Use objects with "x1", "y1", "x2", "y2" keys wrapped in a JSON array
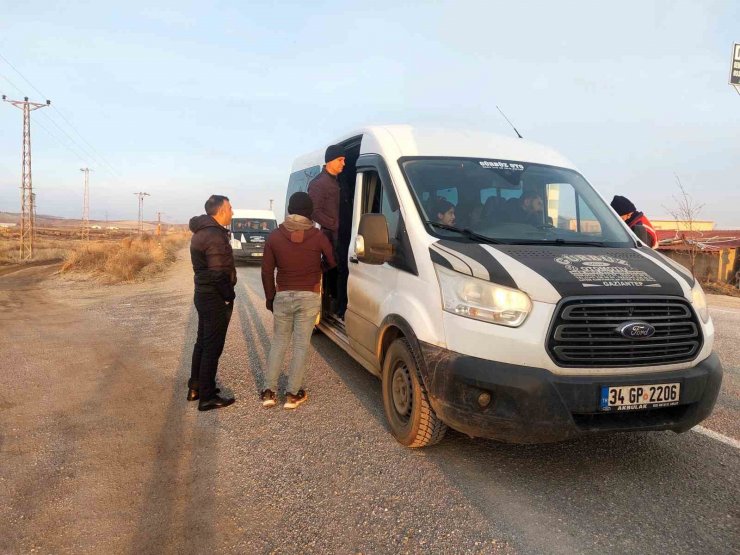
[
  {"x1": 260, "y1": 389, "x2": 277, "y2": 408},
  {"x1": 284, "y1": 390, "x2": 307, "y2": 410}
]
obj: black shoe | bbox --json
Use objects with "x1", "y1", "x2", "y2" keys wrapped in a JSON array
[
  {"x1": 187, "y1": 386, "x2": 220, "y2": 401},
  {"x1": 198, "y1": 394, "x2": 235, "y2": 411}
]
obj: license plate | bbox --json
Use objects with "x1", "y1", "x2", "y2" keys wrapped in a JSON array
[
  {"x1": 600, "y1": 383, "x2": 680, "y2": 411},
  {"x1": 250, "y1": 252, "x2": 263, "y2": 257}
]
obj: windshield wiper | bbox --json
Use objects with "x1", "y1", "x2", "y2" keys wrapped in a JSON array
[
  {"x1": 426, "y1": 222, "x2": 505, "y2": 244},
  {"x1": 508, "y1": 238, "x2": 609, "y2": 247}
]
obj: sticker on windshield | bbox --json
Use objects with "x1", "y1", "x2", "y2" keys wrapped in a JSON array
[
  {"x1": 478, "y1": 160, "x2": 525, "y2": 171},
  {"x1": 554, "y1": 254, "x2": 661, "y2": 288}
]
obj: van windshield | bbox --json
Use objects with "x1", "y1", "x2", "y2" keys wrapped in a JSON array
[
  {"x1": 400, "y1": 157, "x2": 634, "y2": 247},
  {"x1": 232, "y1": 218, "x2": 275, "y2": 232}
]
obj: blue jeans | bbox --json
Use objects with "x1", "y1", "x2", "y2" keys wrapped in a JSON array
[{"x1": 265, "y1": 290, "x2": 321, "y2": 394}]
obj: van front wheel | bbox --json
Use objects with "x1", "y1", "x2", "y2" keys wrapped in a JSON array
[{"x1": 382, "y1": 339, "x2": 447, "y2": 448}]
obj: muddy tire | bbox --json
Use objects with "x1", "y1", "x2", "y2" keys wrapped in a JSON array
[{"x1": 381, "y1": 338, "x2": 447, "y2": 448}]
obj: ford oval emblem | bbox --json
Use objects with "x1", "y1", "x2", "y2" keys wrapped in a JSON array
[{"x1": 617, "y1": 321, "x2": 656, "y2": 339}]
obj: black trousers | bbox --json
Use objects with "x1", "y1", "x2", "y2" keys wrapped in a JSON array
[{"x1": 190, "y1": 291, "x2": 233, "y2": 401}]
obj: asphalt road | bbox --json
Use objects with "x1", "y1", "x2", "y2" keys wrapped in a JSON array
[
  {"x1": 704, "y1": 294, "x2": 740, "y2": 440},
  {"x1": 0, "y1": 256, "x2": 738, "y2": 554}
]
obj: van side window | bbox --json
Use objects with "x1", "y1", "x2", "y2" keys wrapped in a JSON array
[
  {"x1": 360, "y1": 170, "x2": 416, "y2": 273},
  {"x1": 362, "y1": 171, "x2": 399, "y2": 240},
  {"x1": 546, "y1": 183, "x2": 602, "y2": 235},
  {"x1": 287, "y1": 165, "x2": 322, "y2": 199}
]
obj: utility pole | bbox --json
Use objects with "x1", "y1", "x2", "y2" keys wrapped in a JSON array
[
  {"x1": 80, "y1": 168, "x2": 92, "y2": 240},
  {"x1": 2, "y1": 95, "x2": 51, "y2": 260},
  {"x1": 269, "y1": 198, "x2": 274, "y2": 212},
  {"x1": 31, "y1": 192, "x2": 37, "y2": 237},
  {"x1": 134, "y1": 192, "x2": 150, "y2": 234},
  {"x1": 156, "y1": 211, "x2": 163, "y2": 237}
]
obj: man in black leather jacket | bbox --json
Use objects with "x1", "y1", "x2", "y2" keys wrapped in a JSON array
[{"x1": 187, "y1": 195, "x2": 237, "y2": 411}]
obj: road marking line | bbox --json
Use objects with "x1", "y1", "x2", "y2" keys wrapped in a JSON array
[{"x1": 692, "y1": 426, "x2": 740, "y2": 449}]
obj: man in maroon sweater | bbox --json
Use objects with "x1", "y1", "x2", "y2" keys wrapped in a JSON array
[{"x1": 260, "y1": 192, "x2": 337, "y2": 409}]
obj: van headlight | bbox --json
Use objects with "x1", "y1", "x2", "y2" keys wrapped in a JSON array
[
  {"x1": 434, "y1": 264, "x2": 532, "y2": 327},
  {"x1": 691, "y1": 281, "x2": 710, "y2": 323}
]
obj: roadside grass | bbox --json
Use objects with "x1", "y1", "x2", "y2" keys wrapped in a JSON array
[
  {"x1": 701, "y1": 278, "x2": 740, "y2": 298},
  {"x1": 0, "y1": 231, "x2": 73, "y2": 265},
  {"x1": 61, "y1": 232, "x2": 189, "y2": 283}
]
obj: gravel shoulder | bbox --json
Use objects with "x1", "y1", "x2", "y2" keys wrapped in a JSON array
[{"x1": 0, "y1": 253, "x2": 737, "y2": 554}]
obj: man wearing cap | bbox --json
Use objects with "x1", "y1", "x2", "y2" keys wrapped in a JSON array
[
  {"x1": 610, "y1": 195, "x2": 658, "y2": 248},
  {"x1": 260, "y1": 192, "x2": 337, "y2": 409},
  {"x1": 308, "y1": 144, "x2": 346, "y2": 244}
]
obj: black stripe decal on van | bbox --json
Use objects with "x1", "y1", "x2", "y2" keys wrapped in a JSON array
[
  {"x1": 636, "y1": 247, "x2": 695, "y2": 288},
  {"x1": 438, "y1": 241, "x2": 517, "y2": 289},
  {"x1": 490, "y1": 245, "x2": 685, "y2": 298},
  {"x1": 429, "y1": 249, "x2": 457, "y2": 272}
]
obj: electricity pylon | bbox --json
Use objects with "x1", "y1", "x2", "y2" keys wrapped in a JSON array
[
  {"x1": 80, "y1": 168, "x2": 92, "y2": 240},
  {"x1": 134, "y1": 192, "x2": 150, "y2": 234},
  {"x1": 156, "y1": 211, "x2": 164, "y2": 237},
  {"x1": 31, "y1": 192, "x2": 37, "y2": 236},
  {"x1": 2, "y1": 95, "x2": 51, "y2": 259}
]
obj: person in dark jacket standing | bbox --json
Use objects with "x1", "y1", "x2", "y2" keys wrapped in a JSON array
[
  {"x1": 308, "y1": 144, "x2": 345, "y2": 244},
  {"x1": 260, "y1": 192, "x2": 336, "y2": 409},
  {"x1": 188, "y1": 195, "x2": 237, "y2": 411},
  {"x1": 308, "y1": 144, "x2": 346, "y2": 315},
  {"x1": 610, "y1": 195, "x2": 658, "y2": 248}
]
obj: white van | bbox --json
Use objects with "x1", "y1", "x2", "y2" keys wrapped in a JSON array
[
  {"x1": 230, "y1": 209, "x2": 277, "y2": 261},
  {"x1": 285, "y1": 126, "x2": 722, "y2": 447}
]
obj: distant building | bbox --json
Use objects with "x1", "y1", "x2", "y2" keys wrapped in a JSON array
[
  {"x1": 0, "y1": 222, "x2": 17, "y2": 228},
  {"x1": 652, "y1": 220, "x2": 715, "y2": 232},
  {"x1": 657, "y1": 224, "x2": 740, "y2": 284}
]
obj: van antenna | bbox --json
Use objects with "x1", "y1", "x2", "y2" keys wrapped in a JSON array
[{"x1": 496, "y1": 106, "x2": 523, "y2": 139}]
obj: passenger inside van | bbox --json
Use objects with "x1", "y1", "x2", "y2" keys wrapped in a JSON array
[
  {"x1": 431, "y1": 197, "x2": 456, "y2": 226},
  {"x1": 454, "y1": 199, "x2": 483, "y2": 229},
  {"x1": 505, "y1": 191, "x2": 545, "y2": 226}
]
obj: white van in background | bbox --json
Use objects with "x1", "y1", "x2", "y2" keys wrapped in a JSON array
[
  {"x1": 230, "y1": 209, "x2": 277, "y2": 261},
  {"x1": 285, "y1": 125, "x2": 722, "y2": 448}
]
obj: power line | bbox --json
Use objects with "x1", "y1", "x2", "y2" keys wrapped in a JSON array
[
  {"x1": 0, "y1": 52, "x2": 122, "y2": 179},
  {"x1": 1, "y1": 72, "x2": 89, "y2": 163},
  {"x1": 38, "y1": 110, "x2": 98, "y2": 164},
  {"x1": 50, "y1": 105, "x2": 121, "y2": 178}
]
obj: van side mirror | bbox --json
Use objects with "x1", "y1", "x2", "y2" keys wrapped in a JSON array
[{"x1": 356, "y1": 213, "x2": 394, "y2": 265}]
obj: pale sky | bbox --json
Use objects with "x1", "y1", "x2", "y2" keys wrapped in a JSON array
[{"x1": 0, "y1": 0, "x2": 738, "y2": 226}]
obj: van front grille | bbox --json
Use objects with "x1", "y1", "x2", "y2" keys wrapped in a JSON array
[{"x1": 547, "y1": 297, "x2": 702, "y2": 367}]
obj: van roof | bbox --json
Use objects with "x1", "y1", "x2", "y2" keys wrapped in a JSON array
[
  {"x1": 232, "y1": 209, "x2": 276, "y2": 220},
  {"x1": 292, "y1": 125, "x2": 577, "y2": 171}
]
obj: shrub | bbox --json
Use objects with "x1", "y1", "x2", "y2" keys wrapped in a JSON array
[{"x1": 62, "y1": 232, "x2": 189, "y2": 283}]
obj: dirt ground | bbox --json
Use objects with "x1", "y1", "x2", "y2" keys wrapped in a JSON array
[{"x1": 1, "y1": 253, "x2": 737, "y2": 554}]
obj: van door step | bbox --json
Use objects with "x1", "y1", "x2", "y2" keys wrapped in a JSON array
[{"x1": 324, "y1": 313, "x2": 346, "y2": 331}]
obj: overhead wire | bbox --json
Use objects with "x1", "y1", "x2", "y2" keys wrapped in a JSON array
[
  {"x1": 1, "y1": 72, "x2": 90, "y2": 164},
  {"x1": 0, "y1": 51, "x2": 122, "y2": 180}
]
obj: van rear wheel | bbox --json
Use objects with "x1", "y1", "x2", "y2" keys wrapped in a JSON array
[{"x1": 382, "y1": 338, "x2": 447, "y2": 448}]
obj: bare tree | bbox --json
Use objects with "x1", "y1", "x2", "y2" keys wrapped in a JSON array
[{"x1": 664, "y1": 175, "x2": 705, "y2": 277}]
